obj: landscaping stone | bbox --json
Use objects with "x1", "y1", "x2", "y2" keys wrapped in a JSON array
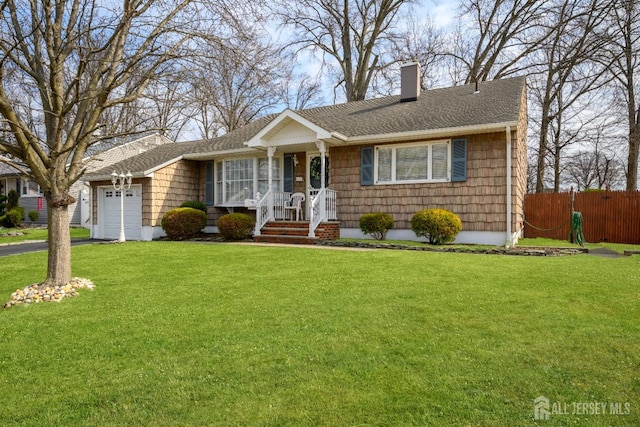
[
  {"x1": 3, "y1": 277, "x2": 94, "y2": 309},
  {"x1": 314, "y1": 240, "x2": 587, "y2": 256}
]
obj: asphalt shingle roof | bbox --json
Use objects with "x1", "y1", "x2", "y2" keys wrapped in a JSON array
[
  {"x1": 85, "y1": 130, "x2": 159, "y2": 157},
  {"x1": 86, "y1": 76, "x2": 525, "y2": 179},
  {"x1": 297, "y1": 76, "x2": 525, "y2": 137}
]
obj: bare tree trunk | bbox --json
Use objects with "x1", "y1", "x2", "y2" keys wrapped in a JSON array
[
  {"x1": 623, "y1": 0, "x2": 639, "y2": 191},
  {"x1": 536, "y1": 113, "x2": 551, "y2": 193},
  {"x1": 628, "y1": 126, "x2": 639, "y2": 190},
  {"x1": 554, "y1": 143, "x2": 562, "y2": 192},
  {"x1": 44, "y1": 197, "x2": 73, "y2": 287},
  {"x1": 1, "y1": 0, "x2": 204, "y2": 288},
  {"x1": 605, "y1": 0, "x2": 639, "y2": 190}
]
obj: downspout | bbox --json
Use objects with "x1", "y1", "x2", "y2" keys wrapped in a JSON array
[{"x1": 505, "y1": 126, "x2": 512, "y2": 247}]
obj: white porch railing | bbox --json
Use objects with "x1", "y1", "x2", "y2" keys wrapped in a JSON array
[
  {"x1": 273, "y1": 191, "x2": 292, "y2": 220},
  {"x1": 309, "y1": 188, "x2": 325, "y2": 238},
  {"x1": 325, "y1": 189, "x2": 337, "y2": 221},
  {"x1": 253, "y1": 190, "x2": 272, "y2": 236},
  {"x1": 308, "y1": 188, "x2": 337, "y2": 237},
  {"x1": 309, "y1": 189, "x2": 337, "y2": 221},
  {"x1": 253, "y1": 189, "x2": 337, "y2": 237}
]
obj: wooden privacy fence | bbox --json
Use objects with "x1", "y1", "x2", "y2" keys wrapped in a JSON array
[{"x1": 523, "y1": 191, "x2": 640, "y2": 244}]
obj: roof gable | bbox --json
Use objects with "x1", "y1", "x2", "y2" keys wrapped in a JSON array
[{"x1": 246, "y1": 110, "x2": 334, "y2": 148}]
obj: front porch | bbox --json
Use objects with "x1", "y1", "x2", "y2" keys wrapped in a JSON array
[
  {"x1": 238, "y1": 108, "x2": 347, "y2": 242},
  {"x1": 249, "y1": 189, "x2": 339, "y2": 239}
]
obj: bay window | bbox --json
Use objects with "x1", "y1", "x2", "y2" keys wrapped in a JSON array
[
  {"x1": 375, "y1": 141, "x2": 450, "y2": 184},
  {"x1": 213, "y1": 156, "x2": 282, "y2": 205}
]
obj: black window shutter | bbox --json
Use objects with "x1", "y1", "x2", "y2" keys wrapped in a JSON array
[
  {"x1": 205, "y1": 161, "x2": 214, "y2": 205},
  {"x1": 283, "y1": 154, "x2": 294, "y2": 193},
  {"x1": 451, "y1": 139, "x2": 467, "y2": 182},
  {"x1": 361, "y1": 147, "x2": 374, "y2": 186}
]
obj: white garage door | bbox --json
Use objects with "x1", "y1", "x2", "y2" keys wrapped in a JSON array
[{"x1": 100, "y1": 185, "x2": 142, "y2": 240}]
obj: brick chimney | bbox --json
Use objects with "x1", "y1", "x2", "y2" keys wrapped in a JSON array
[{"x1": 400, "y1": 61, "x2": 421, "y2": 102}]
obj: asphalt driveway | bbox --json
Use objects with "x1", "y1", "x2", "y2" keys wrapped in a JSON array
[{"x1": 0, "y1": 239, "x2": 100, "y2": 257}]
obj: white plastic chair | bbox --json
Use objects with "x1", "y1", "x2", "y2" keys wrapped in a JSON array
[{"x1": 284, "y1": 192, "x2": 305, "y2": 221}]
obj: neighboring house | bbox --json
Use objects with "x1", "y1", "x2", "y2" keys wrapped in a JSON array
[
  {"x1": 85, "y1": 62, "x2": 528, "y2": 245},
  {"x1": 0, "y1": 132, "x2": 173, "y2": 226},
  {"x1": 0, "y1": 163, "x2": 46, "y2": 223}
]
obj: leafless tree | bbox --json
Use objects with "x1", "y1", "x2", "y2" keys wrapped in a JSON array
[
  {"x1": 530, "y1": 0, "x2": 612, "y2": 193},
  {"x1": 384, "y1": 11, "x2": 448, "y2": 90},
  {"x1": 187, "y1": 35, "x2": 285, "y2": 137},
  {"x1": 602, "y1": 0, "x2": 640, "y2": 190},
  {"x1": 271, "y1": 0, "x2": 411, "y2": 102},
  {"x1": 0, "y1": 0, "x2": 223, "y2": 286},
  {"x1": 565, "y1": 114, "x2": 626, "y2": 190},
  {"x1": 565, "y1": 130, "x2": 625, "y2": 190},
  {"x1": 449, "y1": 0, "x2": 548, "y2": 85},
  {"x1": 280, "y1": 69, "x2": 323, "y2": 111},
  {"x1": 137, "y1": 78, "x2": 197, "y2": 141},
  {"x1": 526, "y1": 151, "x2": 540, "y2": 193}
]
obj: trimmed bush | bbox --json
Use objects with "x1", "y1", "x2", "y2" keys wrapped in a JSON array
[
  {"x1": 180, "y1": 200, "x2": 207, "y2": 213},
  {"x1": 359, "y1": 212, "x2": 394, "y2": 240},
  {"x1": 161, "y1": 207, "x2": 207, "y2": 240},
  {"x1": 411, "y1": 208, "x2": 462, "y2": 245},
  {"x1": 1, "y1": 207, "x2": 25, "y2": 228},
  {"x1": 217, "y1": 213, "x2": 255, "y2": 241},
  {"x1": 28, "y1": 210, "x2": 39, "y2": 222}
]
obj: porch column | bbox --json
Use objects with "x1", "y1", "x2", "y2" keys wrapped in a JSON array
[
  {"x1": 316, "y1": 140, "x2": 326, "y2": 189},
  {"x1": 267, "y1": 146, "x2": 276, "y2": 192}
]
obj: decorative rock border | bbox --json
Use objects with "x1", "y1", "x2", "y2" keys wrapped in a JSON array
[
  {"x1": 314, "y1": 240, "x2": 588, "y2": 256},
  {"x1": 3, "y1": 277, "x2": 94, "y2": 309}
]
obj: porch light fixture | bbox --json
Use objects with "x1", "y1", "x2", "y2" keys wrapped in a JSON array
[{"x1": 111, "y1": 171, "x2": 133, "y2": 242}]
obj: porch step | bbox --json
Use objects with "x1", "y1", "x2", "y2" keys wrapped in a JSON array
[
  {"x1": 255, "y1": 220, "x2": 339, "y2": 244},
  {"x1": 253, "y1": 234, "x2": 317, "y2": 245},
  {"x1": 264, "y1": 220, "x2": 310, "y2": 228},
  {"x1": 261, "y1": 227, "x2": 310, "y2": 236},
  {"x1": 261, "y1": 221, "x2": 310, "y2": 235},
  {"x1": 261, "y1": 224, "x2": 309, "y2": 236},
  {"x1": 255, "y1": 221, "x2": 316, "y2": 244}
]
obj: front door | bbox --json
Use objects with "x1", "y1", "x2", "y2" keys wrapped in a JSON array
[{"x1": 306, "y1": 153, "x2": 329, "y2": 218}]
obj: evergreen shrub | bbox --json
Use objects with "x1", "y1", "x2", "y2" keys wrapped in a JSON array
[{"x1": 411, "y1": 208, "x2": 462, "y2": 245}]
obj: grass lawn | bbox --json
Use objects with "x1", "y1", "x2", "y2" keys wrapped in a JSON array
[
  {"x1": 1, "y1": 242, "x2": 638, "y2": 426},
  {"x1": 0, "y1": 227, "x2": 90, "y2": 243}
]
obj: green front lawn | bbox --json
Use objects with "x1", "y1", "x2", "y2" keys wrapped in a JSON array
[
  {"x1": 0, "y1": 226, "x2": 90, "y2": 243},
  {"x1": 1, "y1": 242, "x2": 638, "y2": 426}
]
